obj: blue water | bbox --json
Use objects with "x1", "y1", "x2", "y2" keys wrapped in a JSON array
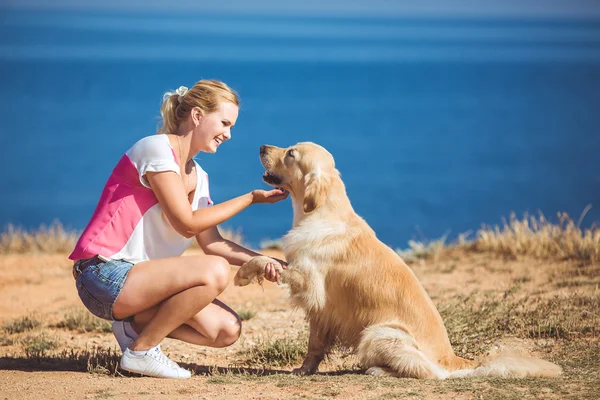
[{"x1": 1, "y1": 10, "x2": 599, "y2": 248}]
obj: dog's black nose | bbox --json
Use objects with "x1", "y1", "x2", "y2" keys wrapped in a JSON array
[{"x1": 260, "y1": 145, "x2": 267, "y2": 155}]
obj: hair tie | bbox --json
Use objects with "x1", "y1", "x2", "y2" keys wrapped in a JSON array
[{"x1": 175, "y1": 86, "x2": 188, "y2": 102}]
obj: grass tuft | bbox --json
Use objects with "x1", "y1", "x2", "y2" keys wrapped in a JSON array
[
  {"x1": 472, "y1": 211, "x2": 600, "y2": 263},
  {"x1": 259, "y1": 238, "x2": 285, "y2": 250},
  {"x1": 439, "y1": 289, "x2": 599, "y2": 358},
  {"x1": 238, "y1": 310, "x2": 257, "y2": 321},
  {"x1": 53, "y1": 308, "x2": 112, "y2": 333},
  {"x1": 21, "y1": 332, "x2": 59, "y2": 358},
  {"x1": 237, "y1": 332, "x2": 308, "y2": 368},
  {"x1": 85, "y1": 347, "x2": 122, "y2": 375},
  {"x1": 397, "y1": 210, "x2": 600, "y2": 263},
  {"x1": 396, "y1": 233, "x2": 449, "y2": 262},
  {"x1": 2, "y1": 314, "x2": 41, "y2": 334},
  {"x1": 0, "y1": 221, "x2": 79, "y2": 254}
]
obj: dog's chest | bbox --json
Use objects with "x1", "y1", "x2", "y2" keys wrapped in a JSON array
[{"x1": 282, "y1": 219, "x2": 348, "y2": 312}]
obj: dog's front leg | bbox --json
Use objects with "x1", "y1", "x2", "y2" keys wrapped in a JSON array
[
  {"x1": 234, "y1": 256, "x2": 282, "y2": 286},
  {"x1": 293, "y1": 321, "x2": 330, "y2": 375}
]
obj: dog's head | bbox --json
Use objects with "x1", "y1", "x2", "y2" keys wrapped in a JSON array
[{"x1": 260, "y1": 142, "x2": 336, "y2": 213}]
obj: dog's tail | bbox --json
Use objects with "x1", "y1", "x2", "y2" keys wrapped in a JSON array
[
  {"x1": 448, "y1": 350, "x2": 562, "y2": 379},
  {"x1": 357, "y1": 322, "x2": 562, "y2": 379}
]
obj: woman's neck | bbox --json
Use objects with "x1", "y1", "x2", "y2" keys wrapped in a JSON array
[
  {"x1": 168, "y1": 132, "x2": 193, "y2": 164},
  {"x1": 177, "y1": 117, "x2": 201, "y2": 159}
]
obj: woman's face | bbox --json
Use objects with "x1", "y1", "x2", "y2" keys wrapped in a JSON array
[{"x1": 192, "y1": 101, "x2": 239, "y2": 153}]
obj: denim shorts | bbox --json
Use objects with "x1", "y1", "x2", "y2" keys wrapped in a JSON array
[{"x1": 74, "y1": 256, "x2": 134, "y2": 321}]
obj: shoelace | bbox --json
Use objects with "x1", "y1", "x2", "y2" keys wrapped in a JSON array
[{"x1": 148, "y1": 345, "x2": 180, "y2": 369}]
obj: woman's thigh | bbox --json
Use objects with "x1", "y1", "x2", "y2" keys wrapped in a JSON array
[{"x1": 112, "y1": 254, "x2": 230, "y2": 320}]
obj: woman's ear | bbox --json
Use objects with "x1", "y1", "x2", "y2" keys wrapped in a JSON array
[{"x1": 192, "y1": 107, "x2": 204, "y2": 127}]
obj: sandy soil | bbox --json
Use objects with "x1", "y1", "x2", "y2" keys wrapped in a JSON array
[{"x1": 0, "y1": 248, "x2": 597, "y2": 399}]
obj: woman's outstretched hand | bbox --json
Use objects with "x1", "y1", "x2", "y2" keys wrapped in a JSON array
[
  {"x1": 251, "y1": 188, "x2": 289, "y2": 204},
  {"x1": 264, "y1": 258, "x2": 288, "y2": 283}
]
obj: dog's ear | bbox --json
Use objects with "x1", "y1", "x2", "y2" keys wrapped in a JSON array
[{"x1": 303, "y1": 172, "x2": 325, "y2": 213}]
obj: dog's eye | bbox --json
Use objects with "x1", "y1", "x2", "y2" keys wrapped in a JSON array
[{"x1": 286, "y1": 149, "x2": 296, "y2": 159}]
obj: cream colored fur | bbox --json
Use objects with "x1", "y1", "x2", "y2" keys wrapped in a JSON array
[{"x1": 235, "y1": 142, "x2": 562, "y2": 379}]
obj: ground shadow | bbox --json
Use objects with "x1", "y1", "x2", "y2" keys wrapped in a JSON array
[
  {"x1": 182, "y1": 363, "x2": 363, "y2": 377},
  {"x1": 0, "y1": 355, "x2": 97, "y2": 373},
  {"x1": 0, "y1": 355, "x2": 363, "y2": 378},
  {"x1": 0, "y1": 354, "x2": 303, "y2": 377}
]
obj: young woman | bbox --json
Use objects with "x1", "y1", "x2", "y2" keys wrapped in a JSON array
[{"x1": 69, "y1": 80, "x2": 287, "y2": 379}]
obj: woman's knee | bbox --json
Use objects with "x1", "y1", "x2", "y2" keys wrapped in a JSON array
[
  {"x1": 204, "y1": 256, "x2": 231, "y2": 293},
  {"x1": 214, "y1": 313, "x2": 242, "y2": 348}
]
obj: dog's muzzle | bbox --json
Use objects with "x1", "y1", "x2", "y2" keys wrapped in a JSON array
[{"x1": 262, "y1": 171, "x2": 282, "y2": 185}]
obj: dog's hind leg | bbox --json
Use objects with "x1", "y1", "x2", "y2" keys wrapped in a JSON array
[{"x1": 357, "y1": 322, "x2": 449, "y2": 379}]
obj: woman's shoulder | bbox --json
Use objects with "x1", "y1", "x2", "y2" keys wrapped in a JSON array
[
  {"x1": 126, "y1": 134, "x2": 174, "y2": 161},
  {"x1": 129, "y1": 134, "x2": 171, "y2": 151}
]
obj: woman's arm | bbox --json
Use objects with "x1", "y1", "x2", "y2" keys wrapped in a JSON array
[
  {"x1": 196, "y1": 227, "x2": 286, "y2": 282},
  {"x1": 147, "y1": 170, "x2": 287, "y2": 238},
  {"x1": 196, "y1": 226, "x2": 260, "y2": 266}
]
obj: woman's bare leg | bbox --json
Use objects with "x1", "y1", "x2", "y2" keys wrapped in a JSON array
[
  {"x1": 131, "y1": 299, "x2": 242, "y2": 348},
  {"x1": 112, "y1": 254, "x2": 232, "y2": 351}
]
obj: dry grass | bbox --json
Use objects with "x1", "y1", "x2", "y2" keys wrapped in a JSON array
[
  {"x1": 397, "y1": 233, "x2": 452, "y2": 263},
  {"x1": 83, "y1": 347, "x2": 122, "y2": 375},
  {"x1": 53, "y1": 308, "x2": 112, "y2": 333},
  {"x1": 20, "y1": 331, "x2": 60, "y2": 358},
  {"x1": 439, "y1": 288, "x2": 600, "y2": 358},
  {"x1": 0, "y1": 221, "x2": 79, "y2": 254},
  {"x1": 260, "y1": 238, "x2": 285, "y2": 250},
  {"x1": 472, "y1": 212, "x2": 599, "y2": 262},
  {"x1": 2, "y1": 314, "x2": 42, "y2": 334},
  {"x1": 398, "y1": 211, "x2": 600, "y2": 263},
  {"x1": 0, "y1": 223, "x2": 247, "y2": 254},
  {"x1": 237, "y1": 310, "x2": 257, "y2": 321},
  {"x1": 236, "y1": 331, "x2": 308, "y2": 368}
]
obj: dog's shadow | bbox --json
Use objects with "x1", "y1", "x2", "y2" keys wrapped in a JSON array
[
  {"x1": 181, "y1": 362, "x2": 294, "y2": 377},
  {"x1": 181, "y1": 362, "x2": 364, "y2": 377}
]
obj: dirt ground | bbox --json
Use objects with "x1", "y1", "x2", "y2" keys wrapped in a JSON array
[{"x1": 0, "y1": 248, "x2": 598, "y2": 399}]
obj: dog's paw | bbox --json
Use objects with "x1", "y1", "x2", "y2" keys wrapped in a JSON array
[
  {"x1": 291, "y1": 366, "x2": 316, "y2": 376},
  {"x1": 365, "y1": 367, "x2": 395, "y2": 377},
  {"x1": 234, "y1": 256, "x2": 281, "y2": 287}
]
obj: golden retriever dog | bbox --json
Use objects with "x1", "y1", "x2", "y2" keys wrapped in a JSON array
[{"x1": 235, "y1": 142, "x2": 561, "y2": 379}]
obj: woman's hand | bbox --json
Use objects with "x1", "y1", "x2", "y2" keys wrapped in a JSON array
[
  {"x1": 251, "y1": 189, "x2": 289, "y2": 204},
  {"x1": 264, "y1": 258, "x2": 288, "y2": 283}
]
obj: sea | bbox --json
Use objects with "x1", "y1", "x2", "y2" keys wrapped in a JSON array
[{"x1": 1, "y1": 9, "x2": 599, "y2": 249}]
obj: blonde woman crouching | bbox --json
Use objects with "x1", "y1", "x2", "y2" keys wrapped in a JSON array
[{"x1": 69, "y1": 80, "x2": 287, "y2": 378}]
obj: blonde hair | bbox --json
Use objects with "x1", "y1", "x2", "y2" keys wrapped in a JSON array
[{"x1": 157, "y1": 79, "x2": 240, "y2": 135}]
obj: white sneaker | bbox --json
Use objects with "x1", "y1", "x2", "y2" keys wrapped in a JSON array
[
  {"x1": 120, "y1": 344, "x2": 191, "y2": 379},
  {"x1": 112, "y1": 320, "x2": 137, "y2": 352}
]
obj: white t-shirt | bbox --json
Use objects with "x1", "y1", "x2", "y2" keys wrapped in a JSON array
[{"x1": 70, "y1": 134, "x2": 213, "y2": 264}]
